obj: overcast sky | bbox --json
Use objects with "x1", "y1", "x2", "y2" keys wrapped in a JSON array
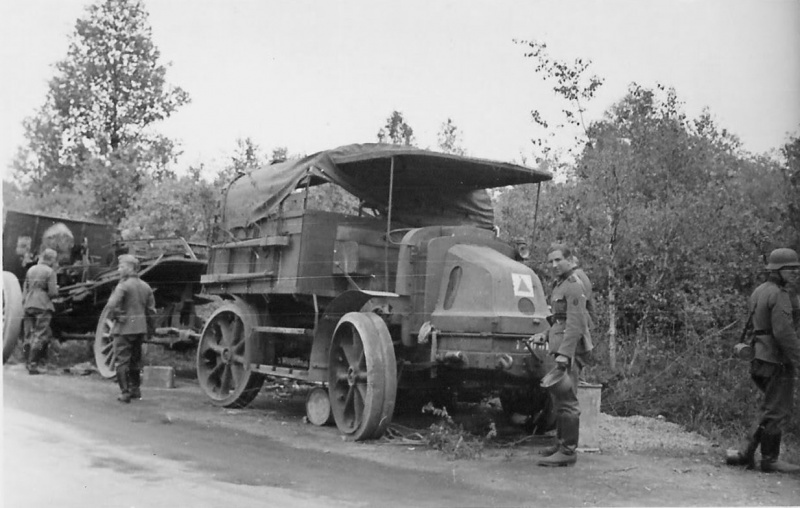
[{"x1": 1, "y1": 0, "x2": 798, "y2": 178}]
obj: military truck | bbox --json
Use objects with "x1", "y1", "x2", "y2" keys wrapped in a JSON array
[{"x1": 197, "y1": 143, "x2": 553, "y2": 440}]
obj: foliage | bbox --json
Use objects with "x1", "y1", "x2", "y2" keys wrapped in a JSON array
[
  {"x1": 437, "y1": 118, "x2": 466, "y2": 155},
  {"x1": 778, "y1": 134, "x2": 800, "y2": 247},
  {"x1": 214, "y1": 137, "x2": 269, "y2": 188},
  {"x1": 270, "y1": 146, "x2": 289, "y2": 164},
  {"x1": 377, "y1": 111, "x2": 416, "y2": 146},
  {"x1": 119, "y1": 167, "x2": 216, "y2": 242},
  {"x1": 305, "y1": 184, "x2": 361, "y2": 215},
  {"x1": 516, "y1": 39, "x2": 604, "y2": 168},
  {"x1": 11, "y1": 0, "x2": 189, "y2": 225},
  {"x1": 498, "y1": 57, "x2": 799, "y2": 442},
  {"x1": 3, "y1": 179, "x2": 95, "y2": 221}
]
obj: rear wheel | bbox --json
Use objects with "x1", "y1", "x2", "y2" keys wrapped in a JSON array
[
  {"x1": 2, "y1": 272, "x2": 23, "y2": 364},
  {"x1": 328, "y1": 312, "x2": 396, "y2": 441},
  {"x1": 196, "y1": 302, "x2": 265, "y2": 408}
]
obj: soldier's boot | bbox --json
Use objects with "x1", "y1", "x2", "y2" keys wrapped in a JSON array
[
  {"x1": 760, "y1": 433, "x2": 800, "y2": 474},
  {"x1": 538, "y1": 426, "x2": 561, "y2": 457},
  {"x1": 538, "y1": 443, "x2": 560, "y2": 457},
  {"x1": 129, "y1": 368, "x2": 142, "y2": 400},
  {"x1": 725, "y1": 425, "x2": 762, "y2": 469},
  {"x1": 116, "y1": 365, "x2": 131, "y2": 404},
  {"x1": 538, "y1": 415, "x2": 579, "y2": 467},
  {"x1": 26, "y1": 344, "x2": 41, "y2": 375}
]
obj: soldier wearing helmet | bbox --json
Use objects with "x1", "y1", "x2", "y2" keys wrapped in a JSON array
[
  {"x1": 536, "y1": 243, "x2": 593, "y2": 467},
  {"x1": 101, "y1": 254, "x2": 156, "y2": 403},
  {"x1": 21, "y1": 248, "x2": 59, "y2": 374},
  {"x1": 726, "y1": 248, "x2": 800, "y2": 474}
]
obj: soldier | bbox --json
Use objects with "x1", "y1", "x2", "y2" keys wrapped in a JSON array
[
  {"x1": 102, "y1": 254, "x2": 156, "y2": 403},
  {"x1": 571, "y1": 256, "x2": 595, "y2": 326},
  {"x1": 536, "y1": 243, "x2": 593, "y2": 467},
  {"x1": 726, "y1": 248, "x2": 800, "y2": 473},
  {"x1": 22, "y1": 248, "x2": 59, "y2": 374}
]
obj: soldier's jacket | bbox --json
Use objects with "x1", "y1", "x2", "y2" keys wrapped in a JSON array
[
  {"x1": 573, "y1": 267, "x2": 595, "y2": 326},
  {"x1": 548, "y1": 270, "x2": 593, "y2": 360},
  {"x1": 22, "y1": 263, "x2": 58, "y2": 311},
  {"x1": 750, "y1": 280, "x2": 800, "y2": 367},
  {"x1": 103, "y1": 274, "x2": 156, "y2": 336}
]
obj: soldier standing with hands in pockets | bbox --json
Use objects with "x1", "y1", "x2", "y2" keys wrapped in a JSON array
[{"x1": 102, "y1": 254, "x2": 156, "y2": 403}]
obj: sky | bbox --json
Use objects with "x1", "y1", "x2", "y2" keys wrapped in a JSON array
[{"x1": 1, "y1": 0, "x2": 798, "y2": 180}]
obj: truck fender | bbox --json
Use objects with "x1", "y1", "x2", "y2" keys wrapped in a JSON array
[{"x1": 308, "y1": 290, "x2": 399, "y2": 380}]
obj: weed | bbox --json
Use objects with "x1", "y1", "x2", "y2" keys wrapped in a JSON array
[{"x1": 421, "y1": 402, "x2": 496, "y2": 460}]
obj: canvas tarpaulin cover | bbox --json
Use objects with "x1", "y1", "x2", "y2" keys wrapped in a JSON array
[{"x1": 221, "y1": 143, "x2": 552, "y2": 232}]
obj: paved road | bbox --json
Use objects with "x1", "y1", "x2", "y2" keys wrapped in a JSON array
[
  {"x1": 3, "y1": 365, "x2": 799, "y2": 507},
  {"x1": 2, "y1": 367, "x2": 533, "y2": 508}
]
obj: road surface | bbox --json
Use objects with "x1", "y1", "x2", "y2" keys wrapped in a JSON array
[{"x1": 3, "y1": 365, "x2": 798, "y2": 507}]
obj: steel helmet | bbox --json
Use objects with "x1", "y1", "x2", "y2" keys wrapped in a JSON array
[{"x1": 765, "y1": 248, "x2": 800, "y2": 270}]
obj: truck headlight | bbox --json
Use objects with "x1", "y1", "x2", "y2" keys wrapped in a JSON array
[{"x1": 514, "y1": 241, "x2": 530, "y2": 260}]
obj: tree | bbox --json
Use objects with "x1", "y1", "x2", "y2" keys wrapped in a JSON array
[
  {"x1": 779, "y1": 132, "x2": 800, "y2": 248},
  {"x1": 437, "y1": 118, "x2": 466, "y2": 155},
  {"x1": 516, "y1": 39, "x2": 623, "y2": 365},
  {"x1": 119, "y1": 167, "x2": 216, "y2": 242},
  {"x1": 516, "y1": 39, "x2": 604, "y2": 169},
  {"x1": 213, "y1": 137, "x2": 271, "y2": 189},
  {"x1": 270, "y1": 146, "x2": 289, "y2": 164},
  {"x1": 12, "y1": 0, "x2": 189, "y2": 223},
  {"x1": 377, "y1": 111, "x2": 416, "y2": 146}
]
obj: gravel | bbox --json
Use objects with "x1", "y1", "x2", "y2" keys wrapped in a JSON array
[{"x1": 597, "y1": 413, "x2": 714, "y2": 454}]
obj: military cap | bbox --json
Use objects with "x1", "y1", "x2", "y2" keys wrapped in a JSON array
[{"x1": 118, "y1": 254, "x2": 140, "y2": 270}]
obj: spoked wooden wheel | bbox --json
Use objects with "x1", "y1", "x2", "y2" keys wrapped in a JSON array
[
  {"x1": 328, "y1": 312, "x2": 397, "y2": 441},
  {"x1": 3, "y1": 271, "x2": 23, "y2": 364},
  {"x1": 196, "y1": 302, "x2": 264, "y2": 408},
  {"x1": 94, "y1": 306, "x2": 117, "y2": 378}
]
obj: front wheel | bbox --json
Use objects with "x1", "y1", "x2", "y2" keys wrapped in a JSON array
[
  {"x1": 196, "y1": 302, "x2": 265, "y2": 408},
  {"x1": 328, "y1": 312, "x2": 396, "y2": 441},
  {"x1": 3, "y1": 271, "x2": 23, "y2": 364},
  {"x1": 94, "y1": 306, "x2": 116, "y2": 378}
]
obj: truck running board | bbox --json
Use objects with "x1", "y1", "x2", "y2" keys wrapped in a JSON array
[{"x1": 251, "y1": 363, "x2": 310, "y2": 381}]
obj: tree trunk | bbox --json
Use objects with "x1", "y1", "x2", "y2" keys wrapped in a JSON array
[
  {"x1": 608, "y1": 265, "x2": 617, "y2": 371},
  {"x1": 607, "y1": 207, "x2": 618, "y2": 372}
]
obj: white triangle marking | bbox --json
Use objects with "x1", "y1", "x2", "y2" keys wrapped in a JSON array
[{"x1": 512, "y1": 273, "x2": 535, "y2": 297}]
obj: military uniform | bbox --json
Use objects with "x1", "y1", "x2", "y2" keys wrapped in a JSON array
[
  {"x1": 540, "y1": 268, "x2": 593, "y2": 464},
  {"x1": 573, "y1": 267, "x2": 595, "y2": 326},
  {"x1": 744, "y1": 276, "x2": 799, "y2": 469},
  {"x1": 22, "y1": 259, "x2": 58, "y2": 373},
  {"x1": 727, "y1": 247, "x2": 800, "y2": 474},
  {"x1": 103, "y1": 268, "x2": 156, "y2": 402}
]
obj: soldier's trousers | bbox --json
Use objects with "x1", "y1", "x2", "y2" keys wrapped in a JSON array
[
  {"x1": 23, "y1": 308, "x2": 53, "y2": 359},
  {"x1": 549, "y1": 357, "x2": 584, "y2": 454},
  {"x1": 750, "y1": 360, "x2": 794, "y2": 435},
  {"x1": 114, "y1": 334, "x2": 144, "y2": 394}
]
